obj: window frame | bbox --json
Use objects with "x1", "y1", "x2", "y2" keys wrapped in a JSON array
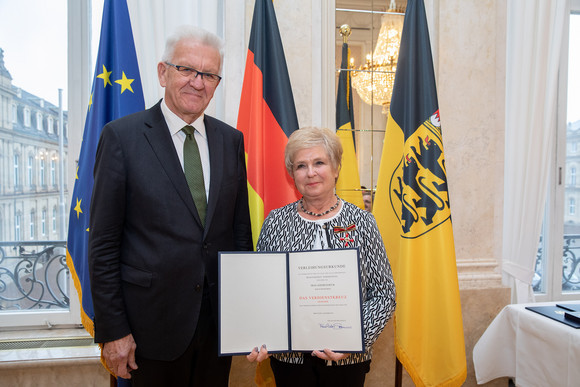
[{"x1": 536, "y1": 0, "x2": 580, "y2": 302}]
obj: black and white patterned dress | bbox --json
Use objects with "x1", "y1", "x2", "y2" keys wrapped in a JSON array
[{"x1": 257, "y1": 199, "x2": 396, "y2": 366}]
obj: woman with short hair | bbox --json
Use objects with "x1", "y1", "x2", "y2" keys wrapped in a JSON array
[{"x1": 247, "y1": 127, "x2": 396, "y2": 387}]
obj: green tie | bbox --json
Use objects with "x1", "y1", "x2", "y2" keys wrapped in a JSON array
[{"x1": 182, "y1": 125, "x2": 207, "y2": 227}]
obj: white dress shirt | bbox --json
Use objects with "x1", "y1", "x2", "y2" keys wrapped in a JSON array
[{"x1": 161, "y1": 99, "x2": 210, "y2": 201}]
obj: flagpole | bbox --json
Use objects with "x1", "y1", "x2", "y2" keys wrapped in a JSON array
[{"x1": 395, "y1": 357, "x2": 402, "y2": 387}]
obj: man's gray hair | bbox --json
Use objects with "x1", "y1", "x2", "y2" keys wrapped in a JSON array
[{"x1": 161, "y1": 25, "x2": 225, "y2": 74}]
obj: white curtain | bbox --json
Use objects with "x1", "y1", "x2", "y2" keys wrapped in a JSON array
[
  {"x1": 126, "y1": 0, "x2": 222, "y2": 110},
  {"x1": 502, "y1": 0, "x2": 567, "y2": 303}
]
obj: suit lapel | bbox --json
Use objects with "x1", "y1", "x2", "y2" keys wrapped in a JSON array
[
  {"x1": 205, "y1": 116, "x2": 224, "y2": 234},
  {"x1": 142, "y1": 103, "x2": 202, "y2": 225}
]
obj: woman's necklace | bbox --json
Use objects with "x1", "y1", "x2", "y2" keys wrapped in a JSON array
[{"x1": 300, "y1": 194, "x2": 340, "y2": 217}]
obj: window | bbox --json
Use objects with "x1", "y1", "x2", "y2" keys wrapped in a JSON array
[
  {"x1": 27, "y1": 155, "x2": 33, "y2": 186},
  {"x1": 52, "y1": 206, "x2": 57, "y2": 233},
  {"x1": 24, "y1": 107, "x2": 30, "y2": 127},
  {"x1": 536, "y1": 5, "x2": 580, "y2": 301},
  {"x1": 15, "y1": 213, "x2": 21, "y2": 241},
  {"x1": 29, "y1": 211, "x2": 35, "y2": 240},
  {"x1": 13, "y1": 154, "x2": 20, "y2": 187},
  {"x1": 36, "y1": 112, "x2": 43, "y2": 131},
  {"x1": 51, "y1": 158, "x2": 56, "y2": 186},
  {"x1": 48, "y1": 116, "x2": 54, "y2": 134},
  {"x1": 0, "y1": 0, "x2": 90, "y2": 329},
  {"x1": 41, "y1": 209, "x2": 46, "y2": 236},
  {"x1": 39, "y1": 157, "x2": 45, "y2": 187},
  {"x1": 11, "y1": 103, "x2": 17, "y2": 123}
]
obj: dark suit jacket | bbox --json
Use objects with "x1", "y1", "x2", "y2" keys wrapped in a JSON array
[{"x1": 88, "y1": 101, "x2": 252, "y2": 361}]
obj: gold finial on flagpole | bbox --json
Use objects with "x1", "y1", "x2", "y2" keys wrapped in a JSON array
[{"x1": 339, "y1": 24, "x2": 351, "y2": 43}]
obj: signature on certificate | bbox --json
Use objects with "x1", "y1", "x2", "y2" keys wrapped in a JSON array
[{"x1": 319, "y1": 322, "x2": 352, "y2": 330}]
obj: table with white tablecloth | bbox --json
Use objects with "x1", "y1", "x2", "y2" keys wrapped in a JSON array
[{"x1": 473, "y1": 302, "x2": 580, "y2": 386}]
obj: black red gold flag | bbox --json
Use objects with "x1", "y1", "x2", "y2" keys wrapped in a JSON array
[{"x1": 237, "y1": 0, "x2": 300, "y2": 248}]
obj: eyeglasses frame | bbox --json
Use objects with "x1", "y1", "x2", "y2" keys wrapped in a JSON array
[{"x1": 164, "y1": 62, "x2": 222, "y2": 84}]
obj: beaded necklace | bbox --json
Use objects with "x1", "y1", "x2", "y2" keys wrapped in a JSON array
[{"x1": 300, "y1": 194, "x2": 340, "y2": 217}]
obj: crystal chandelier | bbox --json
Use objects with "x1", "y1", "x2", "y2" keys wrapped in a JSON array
[{"x1": 351, "y1": 1, "x2": 403, "y2": 112}]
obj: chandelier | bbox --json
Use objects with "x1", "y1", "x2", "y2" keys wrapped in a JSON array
[{"x1": 351, "y1": 1, "x2": 403, "y2": 112}]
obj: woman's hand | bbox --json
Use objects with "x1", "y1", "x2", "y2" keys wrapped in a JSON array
[
  {"x1": 312, "y1": 348, "x2": 350, "y2": 361},
  {"x1": 246, "y1": 344, "x2": 269, "y2": 362}
]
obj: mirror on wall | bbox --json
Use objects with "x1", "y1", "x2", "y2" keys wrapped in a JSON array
[{"x1": 335, "y1": 0, "x2": 406, "y2": 194}]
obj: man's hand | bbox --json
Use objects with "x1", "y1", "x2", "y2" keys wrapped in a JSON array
[{"x1": 102, "y1": 334, "x2": 138, "y2": 379}]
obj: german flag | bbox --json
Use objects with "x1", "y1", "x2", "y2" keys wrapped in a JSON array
[
  {"x1": 373, "y1": 0, "x2": 466, "y2": 385},
  {"x1": 335, "y1": 41, "x2": 364, "y2": 209},
  {"x1": 237, "y1": 0, "x2": 300, "y2": 248}
]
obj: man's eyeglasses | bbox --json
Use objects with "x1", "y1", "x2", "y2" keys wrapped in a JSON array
[{"x1": 165, "y1": 62, "x2": 222, "y2": 85}]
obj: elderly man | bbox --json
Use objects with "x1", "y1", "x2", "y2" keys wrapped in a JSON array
[{"x1": 89, "y1": 26, "x2": 252, "y2": 386}]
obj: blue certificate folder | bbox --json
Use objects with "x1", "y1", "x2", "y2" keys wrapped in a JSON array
[
  {"x1": 525, "y1": 304, "x2": 580, "y2": 329},
  {"x1": 217, "y1": 248, "x2": 364, "y2": 356}
]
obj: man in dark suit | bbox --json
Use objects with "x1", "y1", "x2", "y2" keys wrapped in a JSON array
[{"x1": 88, "y1": 25, "x2": 252, "y2": 386}]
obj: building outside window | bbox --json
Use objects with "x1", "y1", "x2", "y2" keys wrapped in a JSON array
[{"x1": 0, "y1": 0, "x2": 74, "y2": 328}]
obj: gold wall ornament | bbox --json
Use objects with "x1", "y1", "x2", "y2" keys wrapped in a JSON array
[{"x1": 351, "y1": 1, "x2": 403, "y2": 113}]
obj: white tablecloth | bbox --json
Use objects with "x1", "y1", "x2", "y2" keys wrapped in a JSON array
[{"x1": 473, "y1": 302, "x2": 580, "y2": 386}]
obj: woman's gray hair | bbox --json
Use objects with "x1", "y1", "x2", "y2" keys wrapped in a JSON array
[
  {"x1": 161, "y1": 25, "x2": 225, "y2": 74},
  {"x1": 285, "y1": 127, "x2": 343, "y2": 176}
]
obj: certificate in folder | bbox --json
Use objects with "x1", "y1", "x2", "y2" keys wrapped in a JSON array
[{"x1": 218, "y1": 248, "x2": 364, "y2": 356}]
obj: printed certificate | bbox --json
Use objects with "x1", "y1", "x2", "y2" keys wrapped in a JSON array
[{"x1": 218, "y1": 248, "x2": 363, "y2": 356}]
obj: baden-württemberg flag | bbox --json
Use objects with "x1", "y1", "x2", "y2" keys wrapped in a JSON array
[
  {"x1": 373, "y1": 0, "x2": 466, "y2": 385},
  {"x1": 66, "y1": 0, "x2": 144, "y2": 337},
  {"x1": 335, "y1": 41, "x2": 364, "y2": 209},
  {"x1": 237, "y1": 0, "x2": 300, "y2": 248}
]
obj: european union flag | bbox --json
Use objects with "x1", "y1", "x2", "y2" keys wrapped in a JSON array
[{"x1": 66, "y1": 0, "x2": 144, "y2": 342}]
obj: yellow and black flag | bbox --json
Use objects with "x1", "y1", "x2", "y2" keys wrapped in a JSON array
[
  {"x1": 373, "y1": 0, "x2": 466, "y2": 385},
  {"x1": 335, "y1": 39, "x2": 364, "y2": 209}
]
